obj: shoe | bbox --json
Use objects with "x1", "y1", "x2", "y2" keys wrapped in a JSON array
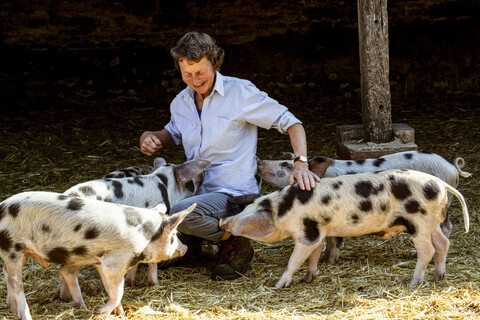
[
  {"x1": 158, "y1": 233, "x2": 203, "y2": 269},
  {"x1": 211, "y1": 236, "x2": 254, "y2": 280}
]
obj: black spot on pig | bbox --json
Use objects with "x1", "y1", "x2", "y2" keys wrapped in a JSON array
[
  {"x1": 405, "y1": 199, "x2": 426, "y2": 215},
  {"x1": 111, "y1": 181, "x2": 124, "y2": 199},
  {"x1": 359, "y1": 200, "x2": 373, "y2": 212},
  {"x1": 380, "y1": 203, "x2": 390, "y2": 212},
  {"x1": 47, "y1": 247, "x2": 70, "y2": 264},
  {"x1": 258, "y1": 198, "x2": 273, "y2": 214},
  {"x1": 124, "y1": 207, "x2": 142, "y2": 227},
  {"x1": 72, "y1": 246, "x2": 87, "y2": 256},
  {"x1": 145, "y1": 201, "x2": 150, "y2": 208},
  {"x1": 67, "y1": 198, "x2": 84, "y2": 211},
  {"x1": 302, "y1": 217, "x2": 320, "y2": 243},
  {"x1": 321, "y1": 195, "x2": 331, "y2": 205},
  {"x1": 389, "y1": 179, "x2": 412, "y2": 200},
  {"x1": 8, "y1": 203, "x2": 21, "y2": 218},
  {"x1": 41, "y1": 224, "x2": 51, "y2": 233},
  {"x1": 351, "y1": 213, "x2": 360, "y2": 224},
  {"x1": 150, "y1": 223, "x2": 166, "y2": 242},
  {"x1": 355, "y1": 160, "x2": 365, "y2": 165},
  {"x1": 346, "y1": 161, "x2": 353, "y2": 166},
  {"x1": 423, "y1": 181, "x2": 440, "y2": 201},
  {"x1": 332, "y1": 181, "x2": 343, "y2": 190},
  {"x1": 79, "y1": 186, "x2": 97, "y2": 197},
  {"x1": 9, "y1": 253, "x2": 17, "y2": 260},
  {"x1": 373, "y1": 158, "x2": 386, "y2": 167},
  {"x1": 142, "y1": 221, "x2": 156, "y2": 240},
  {"x1": 14, "y1": 243, "x2": 25, "y2": 251},
  {"x1": 389, "y1": 217, "x2": 417, "y2": 236},
  {"x1": 355, "y1": 181, "x2": 375, "y2": 198},
  {"x1": 58, "y1": 195, "x2": 69, "y2": 201},
  {"x1": 156, "y1": 174, "x2": 169, "y2": 186},
  {"x1": 0, "y1": 230, "x2": 13, "y2": 251},
  {"x1": 404, "y1": 153, "x2": 413, "y2": 160},
  {"x1": 128, "y1": 253, "x2": 145, "y2": 268},
  {"x1": 321, "y1": 215, "x2": 332, "y2": 225},
  {"x1": 276, "y1": 170, "x2": 286, "y2": 178},
  {"x1": 132, "y1": 177, "x2": 144, "y2": 187},
  {"x1": 157, "y1": 183, "x2": 170, "y2": 213},
  {"x1": 346, "y1": 171, "x2": 357, "y2": 175},
  {"x1": 84, "y1": 227, "x2": 100, "y2": 239},
  {"x1": 74, "y1": 224, "x2": 82, "y2": 232},
  {"x1": 278, "y1": 186, "x2": 314, "y2": 218},
  {"x1": 185, "y1": 180, "x2": 195, "y2": 193}
]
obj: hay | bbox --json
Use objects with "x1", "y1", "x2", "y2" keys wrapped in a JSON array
[{"x1": 0, "y1": 96, "x2": 479, "y2": 319}]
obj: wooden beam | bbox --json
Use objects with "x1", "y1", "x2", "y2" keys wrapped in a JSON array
[{"x1": 357, "y1": 0, "x2": 392, "y2": 143}]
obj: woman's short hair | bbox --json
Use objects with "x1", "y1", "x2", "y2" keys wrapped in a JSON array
[{"x1": 170, "y1": 32, "x2": 225, "y2": 71}]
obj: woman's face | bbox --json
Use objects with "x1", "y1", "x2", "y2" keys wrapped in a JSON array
[{"x1": 179, "y1": 57, "x2": 216, "y2": 99}]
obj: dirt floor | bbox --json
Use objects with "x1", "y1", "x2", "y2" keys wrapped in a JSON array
[{"x1": 0, "y1": 93, "x2": 479, "y2": 319}]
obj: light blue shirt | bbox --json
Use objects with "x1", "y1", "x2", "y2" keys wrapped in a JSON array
[{"x1": 165, "y1": 72, "x2": 301, "y2": 196}]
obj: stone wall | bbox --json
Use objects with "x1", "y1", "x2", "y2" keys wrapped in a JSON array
[{"x1": 1, "y1": 0, "x2": 478, "y2": 110}]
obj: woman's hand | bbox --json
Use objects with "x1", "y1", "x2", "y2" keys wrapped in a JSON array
[{"x1": 289, "y1": 161, "x2": 320, "y2": 191}]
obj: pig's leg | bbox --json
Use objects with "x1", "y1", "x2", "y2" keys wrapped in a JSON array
[
  {"x1": 304, "y1": 235, "x2": 327, "y2": 283},
  {"x1": 275, "y1": 242, "x2": 319, "y2": 288},
  {"x1": 124, "y1": 264, "x2": 138, "y2": 287},
  {"x1": 410, "y1": 231, "x2": 435, "y2": 287},
  {"x1": 431, "y1": 225, "x2": 450, "y2": 282},
  {"x1": 59, "y1": 265, "x2": 86, "y2": 308},
  {"x1": 147, "y1": 263, "x2": 158, "y2": 286},
  {"x1": 94, "y1": 266, "x2": 125, "y2": 317},
  {"x1": 4, "y1": 258, "x2": 32, "y2": 320},
  {"x1": 322, "y1": 237, "x2": 341, "y2": 265}
]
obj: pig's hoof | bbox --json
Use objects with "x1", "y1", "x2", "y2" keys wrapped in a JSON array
[{"x1": 303, "y1": 272, "x2": 316, "y2": 283}]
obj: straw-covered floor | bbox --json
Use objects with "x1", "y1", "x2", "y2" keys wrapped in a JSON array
[{"x1": 1, "y1": 95, "x2": 479, "y2": 319}]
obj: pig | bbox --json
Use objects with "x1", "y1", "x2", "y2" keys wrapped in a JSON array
[
  {"x1": 256, "y1": 150, "x2": 472, "y2": 264},
  {"x1": 0, "y1": 191, "x2": 195, "y2": 320},
  {"x1": 220, "y1": 169, "x2": 469, "y2": 289},
  {"x1": 63, "y1": 157, "x2": 210, "y2": 287},
  {"x1": 102, "y1": 164, "x2": 153, "y2": 179}
]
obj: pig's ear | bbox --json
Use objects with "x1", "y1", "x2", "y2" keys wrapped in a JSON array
[
  {"x1": 174, "y1": 159, "x2": 211, "y2": 184},
  {"x1": 309, "y1": 157, "x2": 333, "y2": 178},
  {"x1": 152, "y1": 202, "x2": 167, "y2": 214},
  {"x1": 166, "y1": 203, "x2": 196, "y2": 231},
  {"x1": 233, "y1": 212, "x2": 274, "y2": 238},
  {"x1": 227, "y1": 193, "x2": 262, "y2": 206},
  {"x1": 153, "y1": 157, "x2": 167, "y2": 169},
  {"x1": 282, "y1": 152, "x2": 295, "y2": 160}
]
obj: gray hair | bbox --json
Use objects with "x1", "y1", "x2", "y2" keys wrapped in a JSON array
[{"x1": 170, "y1": 32, "x2": 225, "y2": 71}]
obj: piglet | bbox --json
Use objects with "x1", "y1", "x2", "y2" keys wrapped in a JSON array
[
  {"x1": 257, "y1": 150, "x2": 471, "y2": 264},
  {"x1": 64, "y1": 157, "x2": 210, "y2": 287},
  {"x1": 0, "y1": 191, "x2": 195, "y2": 320},
  {"x1": 220, "y1": 169, "x2": 469, "y2": 288}
]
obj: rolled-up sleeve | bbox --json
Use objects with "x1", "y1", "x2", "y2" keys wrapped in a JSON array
[
  {"x1": 164, "y1": 119, "x2": 182, "y2": 146},
  {"x1": 271, "y1": 110, "x2": 302, "y2": 134}
]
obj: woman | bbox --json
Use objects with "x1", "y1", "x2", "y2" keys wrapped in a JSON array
[{"x1": 140, "y1": 31, "x2": 319, "y2": 280}]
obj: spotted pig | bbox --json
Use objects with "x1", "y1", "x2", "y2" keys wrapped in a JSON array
[
  {"x1": 0, "y1": 191, "x2": 195, "y2": 320},
  {"x1": 64, "y1": 157, "x2": 210, "y2": 287},
  {"x1": 257, "y1": 150, "x2": 472, "y2": 264},
  {"x1": 102, "y1": 164, "x2": 153, "y2": 179},
  {"x1": 220, "y1": 169, "x2": 469, "y2": 288}
]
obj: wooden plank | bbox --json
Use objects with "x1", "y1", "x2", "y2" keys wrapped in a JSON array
[{"x1": 357, "y1": 0, "x2": 392, "y2": 143}]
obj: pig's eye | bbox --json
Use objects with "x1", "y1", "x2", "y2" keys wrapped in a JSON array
[{"x1": 281, "y1": 162, "x2": 292, "y2": 169}]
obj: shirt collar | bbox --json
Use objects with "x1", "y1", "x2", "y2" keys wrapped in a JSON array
[{"x1": 182, "y1": 71, "x2": 225, "y2": 100}]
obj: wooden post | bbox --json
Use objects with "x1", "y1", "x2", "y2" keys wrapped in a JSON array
[{"x1": 357, "y1": 0, "x2": 392, "y2": 143}]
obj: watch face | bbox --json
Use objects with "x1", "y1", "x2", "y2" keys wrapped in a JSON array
[{"x1": 295, "y1": 155, "x2": 308, "y2": 162}]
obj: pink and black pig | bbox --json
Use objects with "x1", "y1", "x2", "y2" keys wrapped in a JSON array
[
  {"x1": 220, "y1": 169, "x2": 469, "y2": 288},
  {"x1": 257, "y1": 150, "x2": 471, "y2": 264},
  {"x1": 0, "y1": 191, "x2": 195, "y2": 320}
]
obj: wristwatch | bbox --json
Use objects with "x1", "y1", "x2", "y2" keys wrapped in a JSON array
[{"x1": 294, "y1": 155, "x2": 308, "y2": 163}]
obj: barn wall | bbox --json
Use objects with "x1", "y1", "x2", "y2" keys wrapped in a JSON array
[{"x1": 1, "y1": 0, "x2": 478, "y2": 110}]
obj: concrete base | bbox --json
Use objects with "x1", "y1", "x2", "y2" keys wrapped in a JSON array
[{"x1": 336, "y1": 123, "x2": 418, "y2": 160}]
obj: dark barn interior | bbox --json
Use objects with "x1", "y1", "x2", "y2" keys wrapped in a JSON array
[{"x1": 1, "y1": 1, "x2": 480, "y2": 319}]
